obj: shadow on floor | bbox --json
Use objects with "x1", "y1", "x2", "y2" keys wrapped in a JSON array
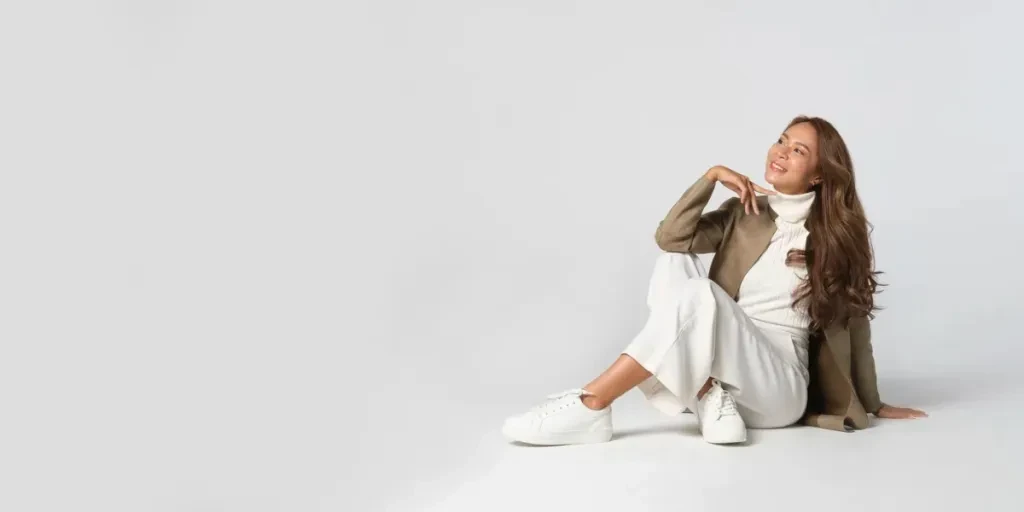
[
  {"x1": 611, "y1": 421, "x2": 704, "y2": 441},
  {"x1": 613, "y1": 421, "x2": 770, "y2": 446}
]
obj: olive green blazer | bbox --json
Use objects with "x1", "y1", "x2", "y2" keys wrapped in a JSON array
[{"x1": 654, "y1": 175, "x2": 884, "y2": 432}]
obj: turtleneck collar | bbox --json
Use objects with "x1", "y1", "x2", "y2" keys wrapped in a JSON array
[{"x1": 768, "y1": 189, "x2": 816, "y2": 224}]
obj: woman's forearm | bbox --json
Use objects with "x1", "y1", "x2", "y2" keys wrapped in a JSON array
[{"x1": 654, "y1": 170, "x2": 733, "y2": 253}]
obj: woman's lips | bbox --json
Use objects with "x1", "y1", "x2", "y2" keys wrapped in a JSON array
[{"x1": 770, "y1": 162, "x2": 787, "y2": 172}]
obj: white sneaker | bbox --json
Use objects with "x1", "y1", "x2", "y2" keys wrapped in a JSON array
[
  {"x1": 502, "y1": 389, "x2": 613, "y2": 445},
  {"x1": 696, "y1": 380, "x2": 747, "y2": 444}
]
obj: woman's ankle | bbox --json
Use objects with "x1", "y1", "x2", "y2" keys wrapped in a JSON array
[
  {"x1": 696, "y1": 377, "x2": 715, "y2": 400},
  {"x1": 581, "y1": 393, "x2": 609, "y2": 410}
]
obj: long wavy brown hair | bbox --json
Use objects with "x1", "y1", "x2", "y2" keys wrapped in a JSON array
[{"x1": 784, "y1": 116, "x2": 883, "y2": 330}]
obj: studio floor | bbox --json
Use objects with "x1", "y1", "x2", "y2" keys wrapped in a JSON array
[{"x1": 371, "y1": 368, "x2": 1024, "y2": 512}]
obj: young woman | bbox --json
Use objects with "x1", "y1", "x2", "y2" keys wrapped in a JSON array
[{"x1": 502, "y1": 116, "x2": 927, "y2": 445}]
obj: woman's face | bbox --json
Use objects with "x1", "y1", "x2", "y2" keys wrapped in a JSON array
[{"x1": 764, "y1": 122, "x2": 821, "y2": 194}]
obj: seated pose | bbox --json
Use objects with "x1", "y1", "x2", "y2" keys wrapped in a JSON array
[{"x1": 502, "y1": 115, "x2": 927, "y2": 446}]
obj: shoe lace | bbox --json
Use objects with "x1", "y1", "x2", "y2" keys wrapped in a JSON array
[
  {"x1": 530, "y1": 389, "x2": 586, "y2": 417},
  {"x1": 715, "y1": 388, "x2": 738, "y2": 418}
]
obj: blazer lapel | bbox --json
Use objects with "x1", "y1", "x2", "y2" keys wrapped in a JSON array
[{"x1": 717, "y1": 196, "x2": 778, "y2": 299}]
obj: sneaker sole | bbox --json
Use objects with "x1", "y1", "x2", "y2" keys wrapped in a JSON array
[
  {"x1": 700, "y1": 432, "x2": 749, "y2": 444},
  {"x1": 503, "y1": 426, "x2": 613, "y2": 446},
  {"x1": 699, "y1": 428, "x2": 747, "y2": 444}
]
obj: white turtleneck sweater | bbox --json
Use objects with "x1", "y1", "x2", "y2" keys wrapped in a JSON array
[{"x1": 735, "y1": 190, "x2": 816, "y2": 370}]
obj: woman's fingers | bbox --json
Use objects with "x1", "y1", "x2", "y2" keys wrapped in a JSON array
[
  {"x1": 747, "y1": 180, "x2": 760, "y2": 215},
  {"x1": 898, "y1": 407, "x2": 927, "y2": 418},
  {"x1": 729, "y1": 179, "x2": 747, "y2": 213},
  {"x1": 879, "y1": 406, "x2": 929, "y2": 419},
  {"x1": 752, "y1": 183, "x2": 776, "y2": 196},
  {"x1": 721, "y1": 172, "x2": 775, "y2": 215}
]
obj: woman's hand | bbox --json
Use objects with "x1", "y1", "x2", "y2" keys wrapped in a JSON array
[
  {"x1": 874, "y1": 404, "x2": 928, "y2": 419},
  {"x1": 705, "y1": 165, "x2": 775, "y2": 215}
]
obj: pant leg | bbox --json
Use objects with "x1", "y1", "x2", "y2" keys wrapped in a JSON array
[
  {"x1": 644, "y1": 250, "x2": 710, "y2": 309},
  {"x1": 623, "y1": 252, "x2": 808, "y2": 428}
]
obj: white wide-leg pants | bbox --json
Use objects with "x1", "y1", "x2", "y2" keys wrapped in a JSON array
[{"x1": 622, "y1": 252, "x2": 809, "y2": 428}]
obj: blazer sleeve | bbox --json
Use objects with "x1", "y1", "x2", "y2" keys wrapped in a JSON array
[
  {"x1": 849, "y1": 315, "x2": 884, "y2": 414},
  {"x1": 654, "y1": 176, "x2": 737, "y2": 254}
]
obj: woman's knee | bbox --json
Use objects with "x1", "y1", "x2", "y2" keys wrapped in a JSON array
[
  {"x1": 651, "y1": 253, "x2": 716, "y2": 309},
  {"x1": 654, "y1": 251, "x2": 708, "y2": 278},
  {"x1": 656, "y1": 277, "x2": 717, "y2": 313}
]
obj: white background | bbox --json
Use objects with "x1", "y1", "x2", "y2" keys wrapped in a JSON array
[{"x1": 2, "y1": 1, "x2": 1022, "y2": 511}]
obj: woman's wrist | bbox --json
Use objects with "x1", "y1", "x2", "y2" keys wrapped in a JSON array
[{"x1": 704, "y1": 167, "x2": 721, "y2": 182}]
